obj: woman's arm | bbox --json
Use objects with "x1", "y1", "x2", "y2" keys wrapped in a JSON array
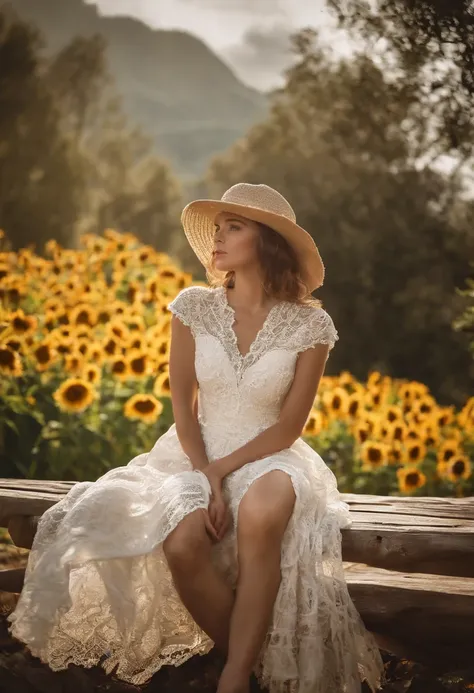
[
  {"x1": 168, "y1": 314, "x2": 209, "y2": 471},
  {"x1": 207, "y1": 343, "x2": 330, "y2": 484}
]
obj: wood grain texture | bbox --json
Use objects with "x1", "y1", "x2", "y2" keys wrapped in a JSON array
[{"x1": 1, "y1": 480, "x2": 473, "y2": 576}]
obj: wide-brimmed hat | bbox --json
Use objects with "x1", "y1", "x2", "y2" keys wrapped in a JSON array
[{"x1": 181, "y1": 183, "x2": 325, "y2": 292}]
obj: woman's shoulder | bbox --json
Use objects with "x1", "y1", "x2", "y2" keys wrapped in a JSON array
[
  {"x1": 292, "y1": 301, "x2": 339, "y2": 351},
  {"x1": 167, "y1": 285, "x2": 220, "y2": 326}
]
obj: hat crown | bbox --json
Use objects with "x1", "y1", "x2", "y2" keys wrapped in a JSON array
[{"x1": 221, "y1": 183, "x2": 296, "y2": 223}]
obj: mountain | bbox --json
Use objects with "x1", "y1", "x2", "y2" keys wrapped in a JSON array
[{"x1": 5, "y1": 0, "x2": 268, "y2": 177}]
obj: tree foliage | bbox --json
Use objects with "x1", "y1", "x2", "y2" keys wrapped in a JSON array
[
  {"x1": 205, "y1": 30, "x2": 474, "y2": 404},
  {"x1": 0, "y1": 12, "x2": 83, "y2": 250},
  {"x1": 327, "y1": 0, "x2": 474, "y2": 167},
  {"x1": 0, "y1": 8, "x2": 182, "y2": 253}
]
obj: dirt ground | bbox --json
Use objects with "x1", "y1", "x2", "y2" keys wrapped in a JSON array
[{"x1": 0, "y1": 537, "x2": 473, "y2": 693}]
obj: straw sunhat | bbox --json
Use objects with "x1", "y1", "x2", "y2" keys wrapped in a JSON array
[{"x1": 181, "y1": 183, "x2": 325, "y2": 292}]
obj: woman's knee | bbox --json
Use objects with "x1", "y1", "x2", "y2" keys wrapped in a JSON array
[
  {"x1": 163, "y1": 509, "x2": 209, "y2": 571},
  {"x1": 238, "y1": 471, "x2": 296, "y2": 546}
]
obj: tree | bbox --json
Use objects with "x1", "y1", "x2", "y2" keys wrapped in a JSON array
[
  {"x1": 205, "y1": 30, "x2": 474, "y2": 404},
  {"x1": 0, "y1": 10, "x2": 83, "y2": 250},
  {"x1": 327, "y1": 0, "x2": 474, "y2": 173}
]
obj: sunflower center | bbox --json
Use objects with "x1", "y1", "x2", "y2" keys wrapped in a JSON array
[
  {"x1": 406, "y1": 472, "x2": 420, "y2": 487},
  {"x1": 452, "y1": 460, "x2": 466, "y2": 476},
  {"x1": 64, "y1": 384, "x2": 88, "y2": 403},
  {"x1": 0, "y1": 347, "x2": 15, "y2": 366},
  {"x1": 134, "y1": 399, "x2": 156, "y2": 414},
  {"x1": 35, "y1": 345, "x2": 51, "y2": 364}
]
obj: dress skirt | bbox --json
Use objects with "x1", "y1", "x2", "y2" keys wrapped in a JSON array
[{"x1": 8, "y1": 424, "x2": 385, "y2": 693}]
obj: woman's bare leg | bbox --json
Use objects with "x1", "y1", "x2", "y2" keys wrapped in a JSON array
[
  {"x1": 163, "y1": 509, "x2": 235, "y2": 652},
  {"x1": 217, "y1": 471, "x2": 296, "y2": 693}
]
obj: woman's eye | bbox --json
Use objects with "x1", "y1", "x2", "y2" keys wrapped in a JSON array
[{"x1": 229, "y1": 224, "x2": 240, "y2": 231}]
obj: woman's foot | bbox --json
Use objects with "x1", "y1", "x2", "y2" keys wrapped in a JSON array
[{"x1": 216, "y1": 664, "x2": 250, "y2": 693}]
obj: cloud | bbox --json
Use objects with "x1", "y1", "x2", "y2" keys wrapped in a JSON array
[{"x1": 224, "y1": 24, "x2": 294, "y2": 90}]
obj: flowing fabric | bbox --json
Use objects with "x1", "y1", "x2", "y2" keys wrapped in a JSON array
[{"x1": 9, "y1": 285, "x2": 385, "y2": 692}]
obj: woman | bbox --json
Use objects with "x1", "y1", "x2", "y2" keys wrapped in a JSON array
[{"x1": 9, "y1": 183, "x2": 385, "y2": 693}]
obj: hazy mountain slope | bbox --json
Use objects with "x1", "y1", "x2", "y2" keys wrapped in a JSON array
[{"x1": 5, "y1": 0, "x2": 268, "y2": 176}]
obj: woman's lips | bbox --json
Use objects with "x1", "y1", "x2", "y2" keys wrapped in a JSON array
[{"x1": 214, "y1": 250, "x2": 227, "y2": 255}]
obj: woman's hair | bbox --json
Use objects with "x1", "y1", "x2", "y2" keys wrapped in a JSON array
[{"x1": 207, "y1": 221, "x2": 322, "y2": 307}]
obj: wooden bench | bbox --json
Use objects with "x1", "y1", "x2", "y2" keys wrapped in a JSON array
[{"x1": 1, "y1": 479, "x2": 474, "y2": 672}]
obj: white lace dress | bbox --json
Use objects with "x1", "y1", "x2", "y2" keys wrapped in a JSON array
[{"x1": 8, "y1": 285, "x2": 385, "y2": 693}]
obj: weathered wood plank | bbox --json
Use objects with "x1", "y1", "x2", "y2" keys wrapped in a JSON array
[
  {"x1": 344, "y1": 563, "x2": 474, "y2": 670},
  {"x1": 1, "y1": 480, "x2": 474, "y2": 576}
]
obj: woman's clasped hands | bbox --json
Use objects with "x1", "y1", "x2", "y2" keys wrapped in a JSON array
[{"x1": 199, "y1": 463, "x2": 230, "y2": 542}]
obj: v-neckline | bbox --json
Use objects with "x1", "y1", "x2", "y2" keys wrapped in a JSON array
[{"x1": 219, "y1": 286, "x2": 283, "y2": 360}]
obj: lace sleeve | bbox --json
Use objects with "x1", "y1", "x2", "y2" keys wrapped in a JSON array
[
  {"x1": 296, "y1": 307, "x2": 339, "y2": 355},
  {"x1": 167, "y1": 286, "x2": 200, "y2": 331}
]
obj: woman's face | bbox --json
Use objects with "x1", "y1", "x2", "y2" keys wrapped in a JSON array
[{"x1": 212, "y1": 212, "x2": 260, "y2": 274}]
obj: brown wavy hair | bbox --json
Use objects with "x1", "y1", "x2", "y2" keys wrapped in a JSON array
[{"x1": 207, "y1": 221, "x2": 322, "y2": 307}]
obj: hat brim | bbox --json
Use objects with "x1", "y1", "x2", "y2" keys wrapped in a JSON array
[{"x1": 181, "y1": 199, "x2": 325, "y2": 293}]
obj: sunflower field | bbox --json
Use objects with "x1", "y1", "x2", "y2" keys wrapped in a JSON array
[{"x1": 0, "y1": 229, "x2": 473, "y2": 496}]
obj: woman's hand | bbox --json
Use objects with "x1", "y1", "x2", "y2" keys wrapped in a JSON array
[{"x1": 203, "y1": 465, "x2": 230, "y2": 541}]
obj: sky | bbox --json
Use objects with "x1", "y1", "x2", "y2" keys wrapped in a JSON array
[{"x1": 87, "y1": 0, "x2": 354, "y2": 90}]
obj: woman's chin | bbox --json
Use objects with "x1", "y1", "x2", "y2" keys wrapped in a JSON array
[{"x1": 213, "y1": 258, "x2": 232, "y2": 272}]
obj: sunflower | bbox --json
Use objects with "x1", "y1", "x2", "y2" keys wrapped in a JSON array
[
  {"x1": 322, "y1": 387, "x2": 348, "y2": 419},
  {"x1": 423, "y1": 423, "x2": 440, "y2": 448},
  {"x1": 156, "y1": 357, "x2": 169, "y2": 375},
  {"x1": 397, "y1": 467, "x2": 427, "y2": 494},
  {"x1": 346, "y1": 392, "x2": 363, "y2": 419},
  {"x1": 372, "y1": 418, "x2": 392, "y2": 442},
  {"x1": 86, "y1": 342, "x2": 105, "y2": 364},
  {"x1": 9, "y1": 309, "x2": 37, "y2": 336},
  {"x1": 364, "y1": 386, "x2": 384, "y2": 411},
  {"x1": 137, "y1": 245, "x2": 156, "y2": 264},
  {"x1": 53, "y1": 378, "x2": 96, "y2": 413},
  {"x1": 4, "y1": 336, "x2": 24, "y2": 353},
  {"x1": 158, "y1": 265, "x2": 178, "y2": 282},
  {"x1": 388, "y1": 420, "x2": 407, "y2": 443},
  {"x1": 128, "y1": 335, "x2": 147, "y2": 351},
  {"x1": 367, "y1": 371, "x2": 383, "y2": 389},
  {"x1": 124, "y1": 394, "x2": 164, "y2": 424},
  {"x1": 387, "y1": 441, "x2": 403, "y2": 465},
  {"x1": 401, "y1": 440, "x2": 427, "y2": 465},
  {"x1": 107, "y1": 319, "x2": 130, "y2": 343},
  {"x1": 64, "y1": 352, "x2": 85, "y2": 374},
  {"x1": 303, "y1": 410, "x2": 325, "y2": 436},
  {"x1": 336, "y1": 371, "x2": 353, "y2": 389},
  {"x1": 127, "y1": 349, "x2": 153, "y2": 377},
  {"x1": 96, "y1": 306, "x2": 113, "y2": 325},
  {"x1": 0, "y1": 344, "x2": 23, "y2": 376},
  {"x1": 354, "y1": 421, "x2": 371, "y2": 445},
  {"x1": 444, "y1": 455, "x2": 472, "y2": 483},
  {"x1": 109, "y1": 356, "x2": 130, "y2": 380},
  {"x1": 127, "y1": 315, "x2": 145, "y2": 333},
  {"x1": 44, "y1": 298, "x2": 65, "y2": 315},
  {"x1": 156, "y1": 336, "x2": 170, "y2": 358},
  {"x1": 436, "y1": 406, "x2": 456, "y2": 428},
  {"x1": 69, "y1": 303, "x2": 98, "y2": 327},
  {"x1": 154, "y1": 371, "x2": 171, "y2": 397},
  {"x1": 360, "y1": 441, "x2": 390, "y2": 470},
  {"x1": 404, "y1": 423, "x2": 422, "y2": 441},
  {"x1": 437, "y1": 440, "x2": 459, "y2": 466},
  {"x1": 103, "y1": 336, "x2": 120, "y2": 357},
  {"x1": 82, "y1": 363, "x2": 101, "y2": 385},
  {"x1": 412, "y1": 395, "x2": 437, "y2": 420},
  {"x1": 31, "y1": 342, "x2": 57, "y2": 372}
]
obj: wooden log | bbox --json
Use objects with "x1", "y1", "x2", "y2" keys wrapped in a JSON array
[
  {"x1": 7, "y1": 516, "x2": 39, "y2": 550},
  {"x1": 1, "y1": 480, "x2": 474, "y2": 577},
  {"x1": 344, "y1": 562, "x2": 474, "y2": 671},
  {"x1": 341, "y1": 494, "x2": 474, "y2": 577},
  {"x1": 0, "y1": 568, "x2": 25, "y2": 593}
]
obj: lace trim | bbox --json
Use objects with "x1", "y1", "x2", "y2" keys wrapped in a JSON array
[{"x1": 168, "y1": 285, "x2": 339, "y2": 379}]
